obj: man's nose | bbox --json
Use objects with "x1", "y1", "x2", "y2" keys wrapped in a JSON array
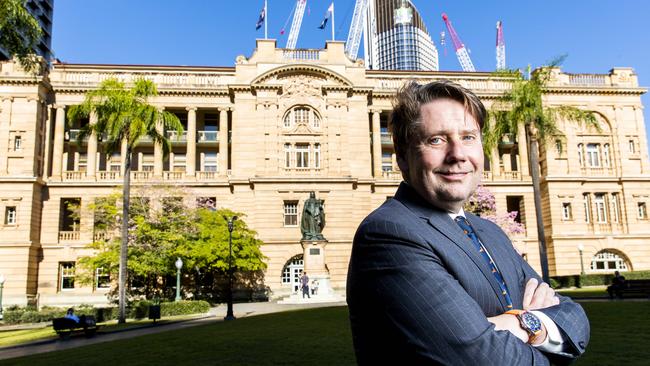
[{"x1": 445, "y1": 139, "x2": 467, "y2": 162}]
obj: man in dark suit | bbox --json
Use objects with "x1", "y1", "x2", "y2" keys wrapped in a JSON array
[{"x1": 347, "y1": 81, "x2": 589, "y2": 365}]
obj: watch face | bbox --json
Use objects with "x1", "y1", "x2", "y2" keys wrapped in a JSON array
[{"x1": 521, "y1": 312, "x2": 542, "y2": 332}]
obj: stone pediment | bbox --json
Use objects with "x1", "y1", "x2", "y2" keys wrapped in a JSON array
[
  {"x1": 251, "y1": 64, "x2": 352, "y2": 90},
  {"x1": 284, "y1": 121, "x2": 321, "y2": 136}
]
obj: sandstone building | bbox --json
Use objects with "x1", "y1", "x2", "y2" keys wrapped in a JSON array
[{"x1": 0, "y1": 40, "x2": 648, "y2": 306}]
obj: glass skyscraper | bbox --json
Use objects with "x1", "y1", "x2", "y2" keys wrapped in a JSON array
[{"x1": 364, "y1": 0, "x2": 439, "y2": 71}]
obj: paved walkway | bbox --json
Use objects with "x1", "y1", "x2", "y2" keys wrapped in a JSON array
[{"x1": 0, "y1": 301, "x2": 347, "y2": 361}]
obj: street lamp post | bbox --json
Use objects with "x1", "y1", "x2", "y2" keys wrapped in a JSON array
[
  {"x1": 175, "y1": 257, "x2": 183, "y2": 302},
  {"x1": 0, "y1": 274, "x2": 5, "y2": 320},
  {"x1": 225, "y1": 216, "x2": 238, "y2": 321},
  {"x1": 578, "y1": 244, "x2": 585, "y2": 275}
]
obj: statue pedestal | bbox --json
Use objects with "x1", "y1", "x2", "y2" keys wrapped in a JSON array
[{"x1": 277, "y1": 239, "x2": 344, "y2": 304}]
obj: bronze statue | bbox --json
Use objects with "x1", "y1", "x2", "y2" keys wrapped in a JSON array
[{"x1": 301, "y1": 191, "x2": 326, "y2": 240}]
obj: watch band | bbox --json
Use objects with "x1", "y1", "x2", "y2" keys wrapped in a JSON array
[{"x1": 505, "y1": 310, "x2": 542, "y2": 344}]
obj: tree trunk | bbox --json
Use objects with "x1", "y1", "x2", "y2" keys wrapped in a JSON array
[
  {"x1": 527, "y1": 125, "x2": 550, "y2": 284},
  {"x1": 118, "y1": 148, "x2": 132, "y2": 324}
]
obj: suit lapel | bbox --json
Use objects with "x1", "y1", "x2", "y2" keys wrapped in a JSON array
[
  {"x1": 468, "y1": 214, "x2": 522, "y2": 307},
  {"x1": 426, "y1": 212, "x2": 510, "y2": 309},
  {"x1": 393, "y1": 183, "x2": 510, "y2": 309}
]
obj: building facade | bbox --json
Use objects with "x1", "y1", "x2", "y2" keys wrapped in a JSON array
[
  {"x1": 0, "y1": 0, "x2": 54, "y2": 63},
  {"x1": 0, "y1": 40, "x2": 648, "y2": 306},
  {"x1": 364, "y1": 0, "x2": 439, "y2": 71}
]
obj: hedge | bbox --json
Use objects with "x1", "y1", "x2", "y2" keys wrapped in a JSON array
[
  {"x1": 1, "y1": 300, "x2": 210, "y2": 325},
  {"x1": 550, "y1": 270, "x2": 650, "y2": 289}
]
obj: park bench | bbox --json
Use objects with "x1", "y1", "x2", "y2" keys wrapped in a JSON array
[
  {"x1": 621, "y1": 279, "x2": 650, "y2": 298},
  {"x1": 52, "y1": 316, "x2": 98, "y2": 338}
]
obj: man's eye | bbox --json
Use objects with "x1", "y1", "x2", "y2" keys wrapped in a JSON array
[
  {"x1": 462, "y1": 135, "x2": 477, "y2": 141},
  {"x1": 430, "y1": 137, "x2": 444, "y2": 144}
]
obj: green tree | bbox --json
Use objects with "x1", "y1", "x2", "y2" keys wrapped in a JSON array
[
  {"x1": 0, "y1": 0, "x2": 43, "y2": 72},
  {"x1": 485, "y1": 59, "x2": 598, "y2": 283},
  {"x1": 68, "y1": 78, "x2": 182, "y2": 323}
]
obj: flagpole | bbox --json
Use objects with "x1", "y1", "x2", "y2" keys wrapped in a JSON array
[
  {"x1": 264, "y1": 0, "x2": 268, "y2": 39},
  {"x1": 330, "y1": 3, "x2": 335, "y2": 41}
]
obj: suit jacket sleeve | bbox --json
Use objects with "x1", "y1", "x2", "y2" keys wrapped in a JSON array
[{"x1": 347, "y1": 215, "x2": 587, "y2": 366}]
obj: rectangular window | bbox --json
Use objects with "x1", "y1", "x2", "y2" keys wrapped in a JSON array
[
  {"x1": 14, "y1": 136, "x2": 22, "y2": 151},
  {"x1": 295, "y1": 144, "x2": 309, "y2": 168},
  {"x1": 284, "y1": 201, "x2": 298, "y2": 226},
  {"x1": 284, "y1": 144, "x2": 291, "y2": 168},
  {"x1": 562, "y1": 203, "x2": 572, "y2": 220},
  {"x1": 603, "y1": 144, "x2": 610, "y2": 167},
  {"x1": 172, "y1": 154, "x2": 186, "y2": 172},
  {"x1": 60, "y1": 198, "x2": 81, "y2": 231},
  {"x1": 109, "y1": 153, "x2": 121, "y2": 172},
  {"x1": 203, "y1": 152, "x2": 218, "y2": 172},
  {"x1": 141, "y1": 154, "x2": 154, "y2": 172},
  {"x1": 295, "y1": 108, "x2": 308, "y2": 125},
  {"x1": 95, "y1": 268, "x2": 110, "y2": 289},
  {"x1": 78, "y1": 153, "x2": 87, "y2": 172},
  {"x1": 594, "y1": 194, "x2": 607, "y2": 223},
  {"x1": 5, "y1": 206, "x2": 17, "y2": 225},
  {"x1": 638, "y1": 202, "x2": 648, "y2": 220},
  {"x1": 629, "y1": 140, "x2": 636, "y2": 154},
  {"x1": 586, "y1": 143, "x2": 600, "y2": 167},
  {"x1": 555, "y1": 139, "x2": 562, "y2": 155},
  {"x1": 60, "y1": 262, "x2": 76, "y2": 290},
  {"x1": 577, "y1": 144, "x2": 584, "y2": 167},
  {"x1": 611, "y1": 193, "x2": 620, "y2": 223},
  {"x1": 314, "y1": 144, "x2": 321, "y2": 169},
  {"x1": 583, "y1": 194, "x2": 591, "y2": 223}
]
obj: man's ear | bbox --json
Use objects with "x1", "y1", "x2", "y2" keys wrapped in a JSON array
[{"x1": 396, "y1": 154, "x2": 408, "y2": 177}]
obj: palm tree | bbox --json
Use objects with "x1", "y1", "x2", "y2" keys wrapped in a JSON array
[
  {"x1": 68, "y1": 78, "x2": 182, "y2": 323},
  {"x1": 0, "y1": 0, "x2": 43, "y2": 72},
  {"x1": 485, "y1": 60, "x2": 599, "y2": 284}
]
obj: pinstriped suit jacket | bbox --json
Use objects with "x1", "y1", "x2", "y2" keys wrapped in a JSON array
[{"x1": 347, "y1": 183, "x2": 590, "y2": 365}]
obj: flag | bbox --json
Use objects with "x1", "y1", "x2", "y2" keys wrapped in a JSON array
[
  {"x1": 318, "y1": 3, "x2": 334, "y2": 29},
  {"x1": 255, "y1": 5, "x2": 266, "y2": 30}
]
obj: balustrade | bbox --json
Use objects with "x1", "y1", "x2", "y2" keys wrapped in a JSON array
[
  {"x1": 197, "y1": 130, "x2": 218, "y2": 142},
  {"x1": 59, "y1": 231, "x2": 80, "y2": 241}
]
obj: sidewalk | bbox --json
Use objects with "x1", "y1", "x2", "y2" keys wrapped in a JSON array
[{"x1": 0, "y1": 300, "x2": 347, "y2": 361}]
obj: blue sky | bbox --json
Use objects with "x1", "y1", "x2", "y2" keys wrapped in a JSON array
[{"x1": 52, "y1": 0, "x2": 650, "y2": 150}]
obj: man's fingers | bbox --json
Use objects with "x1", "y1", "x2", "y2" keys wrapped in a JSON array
[
  {"x1": 522, "y1": 278, "x2": 538, "y2": 309},
  {"x1": 528, "y1": 282, "x2": 558, "y2": 310}
]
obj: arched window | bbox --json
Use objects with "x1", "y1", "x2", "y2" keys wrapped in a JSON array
[
  {"x1": 590, "y1": 250, "x2": 630, "y2": 272},
  {"x1": 283, "y1": 106, "x2": 321, "y2": 128}
]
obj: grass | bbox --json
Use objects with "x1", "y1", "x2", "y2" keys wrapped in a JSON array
[
  {"x1": 2, "y1": 302, "x2": 649, "y2": 365},
  {"x1": 558, "y1": 286, "x2": 608, "y2": 298},
  {"x1": 0, "y1": 313, "x2": 204, "y2": 348}
]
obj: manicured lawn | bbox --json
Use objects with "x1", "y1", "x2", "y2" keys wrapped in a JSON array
[
  {"x1": 3, "y1": 302, "x2": 649, "y2": 365},
  {"x1": 558, "y1": 286, "x2": 608, "y2": 299}
]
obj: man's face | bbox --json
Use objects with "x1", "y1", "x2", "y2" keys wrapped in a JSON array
[{"x1": 398, "y1": 98, "x2": 484, "y2": 213}]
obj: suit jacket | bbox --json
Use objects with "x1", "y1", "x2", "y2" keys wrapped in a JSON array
[{"x1": 347, "y1": 183, "x2": 590, "y2": 366}]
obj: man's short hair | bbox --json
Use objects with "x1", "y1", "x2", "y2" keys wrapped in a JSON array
[{"x1": 389, "y1": 80, "x2": 486, "y2": 159}]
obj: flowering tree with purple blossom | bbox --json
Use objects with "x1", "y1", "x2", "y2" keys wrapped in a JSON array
[{"x1": 464, "y1": 186, "x2": 525, "y2": 237}]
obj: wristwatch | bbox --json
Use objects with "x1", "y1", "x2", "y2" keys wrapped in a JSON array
[{"x1": 505, "y1": 310, "x2": 542, "y2": 344}]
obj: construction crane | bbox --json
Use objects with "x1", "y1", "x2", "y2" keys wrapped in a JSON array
[
  {"x1": 496, "y1": 20, "x2": 506, "y2": 70},
  {"x1": 441, "y1": 13, "x2": 475, "y2": 72},
  {"x1": 286, "y1": 0, "x2": 308, "y2": 49},
  {"x1": 345, "y1": 0, "x2": 368, "y2": 59}
]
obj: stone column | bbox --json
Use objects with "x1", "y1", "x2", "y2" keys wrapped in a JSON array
[
  {"x1": 218, "y1": 108, "x2": 229, "y2": 175},
  {"x1": 42, "y1": 105, "x2": 54, "y2": 179},
  {"x1": 371, "y1": 110, "x2": 382, "y2": 178},
  {"x1": 86, "y1": 112, "x2": 98, "y2": 178},
  {"x1": 154, "y1": 118, "x2": 163, "y2": 177},
  {"x1": 490, "y1": 147, "x2": 500, "y2": 178},
  {"x1": 186, "y1": 107, "x2": 197, "y2": 177},
  {"x1": 51, "y1": 105, "x2": 66, "y2": 178},
  {"x1": 0, "y1": 97, "x2": 13, "y2": 174},
  {"x1": 517, "y1": 121, "x2": 529, "y2": 176}
]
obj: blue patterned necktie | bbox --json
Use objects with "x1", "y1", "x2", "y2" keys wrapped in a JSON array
[{"x1": 454, "y1": 216, "x2": 513, "y2": 309}]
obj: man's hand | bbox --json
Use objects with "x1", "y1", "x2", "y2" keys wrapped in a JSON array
[
  {"x1": 523, "y1": 278, "x2": 560, "y2": 310},
  {"x1": 488, "y1": 278, "x2": 558, "y2": 345}
]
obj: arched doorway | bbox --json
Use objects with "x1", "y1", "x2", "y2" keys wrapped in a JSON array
[{"x1": 281, "y1": 254, "x2": 304, "y2": 293}]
